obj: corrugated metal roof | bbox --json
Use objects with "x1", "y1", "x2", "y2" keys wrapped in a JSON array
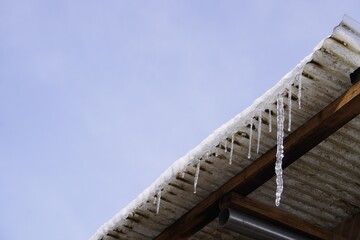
[
  {"x1": 92, "y1": 15, "x2": 360, "y2": 240},
  {"x1": 248, "y1": 120, "x2": 360, "y2": 228}
]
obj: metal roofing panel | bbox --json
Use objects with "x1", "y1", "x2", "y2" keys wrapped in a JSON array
[{"x1": 248, "y1": 116, "x2": 360, "y2": 230}]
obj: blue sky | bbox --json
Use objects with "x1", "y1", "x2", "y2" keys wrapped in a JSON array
[{"x1": 1, "y1": 1, "x2": 359, "y2": 239}]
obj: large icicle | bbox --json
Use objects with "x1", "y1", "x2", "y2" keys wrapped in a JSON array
[
  {"x1": 229, "y1": 134, "x2": 234, "y2": 165},
  {"x1": 288, "y1": 83, "x2": 292, "y2": 132},
  {"x1": 194, "y1": 158, "x2": 201, "y2": 194},
  {"x1": 297, "y1": 74, "x2": 302, "y2": 110},
  {"x1": 256, "y1": 112, "x2": 262, "y2": 154},
  {"x1": 156, "y1": 188, "x2": 162, "y2": 215},
  {"x1": 269, "y1": 103, "x2": 272, "y2": 132},
  {"x1": 275, "y1": 94, "x2": 285, "y2": 206},
  {"x1": 248, "y1": 117, "x2": 253, "y2": 159}
]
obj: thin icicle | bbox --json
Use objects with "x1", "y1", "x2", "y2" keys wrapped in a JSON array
[
  {"x1": 156, "y1": 188, "x2": 162, "y2": 215},
  {"x1": 256, "y1": 112, "x2": 262, "y2": 154},
  {"x1": 153, "y1": 194, "x2": 157, "y2": 205},
  {"x1": 288, "y1": 83, "x2": 292, "y2": 132},
  {"x1": 181, "y1": 169, "x2": 186, "y2": 178},
  {"x1": 269, "y1": 103, "x2": 272, "y2": 133},
  {"x1": 229, "y1": 134, "x2": 234, "y2": 165},
  {"x1": 181, "y1": 164, "x2": 188, "y2": 178},
  {"x1": 194, "y1": 158, "x2": 201, "y2": 194},
  {"x1": 275, "y1": 94, "x2": 285, "y2": 206},
  {"x1": 297, "y1": 74, "x2": 302, "y2": 110},
  {"x1": 224, "y1": 141, "x2": 228, "y2": 153},
  {"x1": 248, "y1": 117, "x2": 253, "y2": 159}
]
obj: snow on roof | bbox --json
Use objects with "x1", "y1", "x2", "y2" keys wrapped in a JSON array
[{"x1": 92, "y1": 15, "x2": 360, "y2": 240}]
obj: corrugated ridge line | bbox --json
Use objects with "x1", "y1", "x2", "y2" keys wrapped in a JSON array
[
  {"x1": 282, "y1": 169, "x2": 358, "y2": 218},
  {"x1": 301, "y1": 153, "x2": 359, "y2": 184},
  {"x1": 277, "y1": 179, "x2": 351, "y2": 218},
  {"x1": 249, "y1": 123, "x2": 360, "y2": 228},
  {"x1": 285, "y1": 177, "x2": 357, "y2": 213},
  {"x1": 250, "y1": 169, "x2": 359, "y2": 229},
  {"x1": 250, "y1": 187, "x2": 337, "y2": 228},
  {"x1": 290, "y1": 164, "x2": 360, "y2": 201},
  {"x1": 258, "y1": 183, "x2": 341, "y2": 224},
  {"x1": 194, "y1": 220, "x2": 249, "y2": 240}
]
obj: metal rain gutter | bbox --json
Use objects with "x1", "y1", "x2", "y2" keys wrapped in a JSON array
[{"x1": 218, "y1": 208, "x2": 312, "y2": 240}]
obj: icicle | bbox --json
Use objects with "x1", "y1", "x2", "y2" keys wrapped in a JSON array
[
  {"x1": 288, "y1": 83, "x2": 292, "y2": 132},
  {"x1": 256, "y1": 112, "x2": 262, "y2": 154},
  {"x1": 269, "y1": 103, "x2": 272, "y2": 133},
  {"x1": 181, "y1": 164, "x2": 188, "y2": 178},
  {"x1": 156, "y1": 188, "x2": 162, "y2": 215},
  {"x1": 181, "y1": 161, "x2": 192, "y2": 178},
  {"x1": 229, "y1": 134, "x2": 234, "y2": 165},
  {"x1": 224, "y1": 140, "x2": 228, "y2": 153},
  {"x1": 248, "y1": 117, "x2": 253, "y2": 159},
  {"x1": 153, "y1": 194, "x2": 157, "y2": 205},
  {"x1": 181, "y1": 169, "x2": 186, "y2": 178},
  {"x1": 275, "y1": 94, "x2": 285, "y2": 206},
  {"x1": 194, "y1": 158, "x2": 201, "y2": 194},
  {"x1": 297, "y1": 74, "x2": 302, "y2": 110}
]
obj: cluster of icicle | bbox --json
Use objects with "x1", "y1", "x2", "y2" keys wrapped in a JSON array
[{"x1": 154, "y1": 74, "x2": 303, "y2": 214}]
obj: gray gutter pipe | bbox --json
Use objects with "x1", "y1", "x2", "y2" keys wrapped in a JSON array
[{"x1": 218, "y1": 208, "x2": 312, "y2": 240}]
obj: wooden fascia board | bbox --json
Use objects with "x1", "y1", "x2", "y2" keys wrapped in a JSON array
[
  {"x1": 154, "y1": 80, "x2": 360, "y2": 240},
  {"x1": 334, "y1": 213, "x2": 360, "y2": 239}
]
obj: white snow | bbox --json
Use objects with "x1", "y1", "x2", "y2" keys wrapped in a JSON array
[
  {"x1": 90, "y1": 17, "x2": 360, "y2": 239},
  {"x1": 90, "y1": 56, "x2": 311, "y2": 240},
  {"x1": 90, "y1": 55, "x2": 311, "y2": 240},
  {"x1": 89, "y1": 32, "x2": 327, "y2": 240}
]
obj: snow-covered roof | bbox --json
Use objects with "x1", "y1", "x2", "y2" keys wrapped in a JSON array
[{"x1": 92, "y1": 15, "x2": 360, "y2": 240}]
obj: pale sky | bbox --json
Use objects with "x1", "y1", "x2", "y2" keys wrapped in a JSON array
[{"x1": 1, "y1": 1, "x2": 359, "y2": 239}]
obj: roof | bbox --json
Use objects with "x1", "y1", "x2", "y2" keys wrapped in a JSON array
[{"x1": 92, "y1": 15, "x2": 360, "y2": 240}]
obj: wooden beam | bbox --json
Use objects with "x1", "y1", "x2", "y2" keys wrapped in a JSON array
[
  {"x1": 154, "y1": 81, "x2": 360, "y2": 240},
  {"x1": 333, "y1": 213, "x2": 360, "y2": 239},
  {"x1": 219, "y1": 192, "x2": 333, "y2": 240}
]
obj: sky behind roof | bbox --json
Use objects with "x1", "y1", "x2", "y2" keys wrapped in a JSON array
[{"x1": 1, "y1": 1, "x2": 359, "y2": 239}]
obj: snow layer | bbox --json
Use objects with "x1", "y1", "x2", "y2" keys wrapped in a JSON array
[
  {"x1": 91, "y1": 15, "x2": 360, "y2": 240},
  {"x1": 90, "y1": 49, "x2": 313, "y2": 240}
]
